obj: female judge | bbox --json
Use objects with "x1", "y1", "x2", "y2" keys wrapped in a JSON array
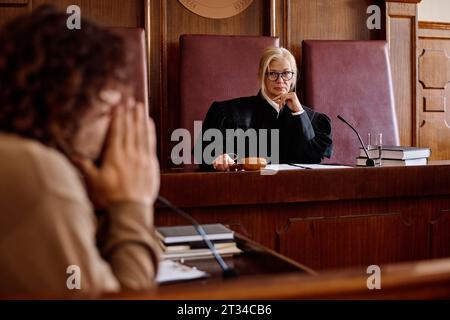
[{"x1": 201, "y1": 47, "x2": 333, "y2": 171}]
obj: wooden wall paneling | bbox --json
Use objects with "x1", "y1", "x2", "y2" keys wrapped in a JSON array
[
  {"x1": 288, "y1": 0, "x2": 383, "y2": 64},
  {"x1": 422, "y1": 93, "x2": 446, "y2": 113},
  {"x1": 0, "y1": 0, "x2": 31, "y2": 26},
  {"x1": 385, "y1": 1, "x2": 419, "y2": 147},
  {"x1": 145, "y1": 0, "x2": 165, "y2": 166},
  {"x1": 0, "y1": 0, "x2": 28, "y2": 3},
  {"x1": 30, "y1": 0, "x2": 145, "y2": 27},
  {"x1": 270, "y1": 0, "x2": 287, "y2": 42},
  {"x1": 418, "y1": 22, "x2": 450, "y2": 160},
  {"x1": 419, "y1": 49, "x2": 450, "y2": 89},
  {"x1": 418, "y1": 118, "x2": 450, "y2": 160}
]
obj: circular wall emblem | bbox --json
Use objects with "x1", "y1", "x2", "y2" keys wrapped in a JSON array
[{"x1": 179, "y1": 0, "x2": 254, "y2": 19}]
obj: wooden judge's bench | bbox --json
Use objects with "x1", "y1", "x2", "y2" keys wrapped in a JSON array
[{"x1": 156, "y1": 162, "x2": 450, "y2": 271}]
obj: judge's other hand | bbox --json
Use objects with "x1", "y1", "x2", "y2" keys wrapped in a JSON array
[
  {"x1": 74, "y1": 102, "x2": 160, "y2": 209},
  {"x1": 212, "y1": 154, "x2": 235, "y2": 171},
  {"x1": 273, "y1": 92, "x2": 304, "y2": 113}
]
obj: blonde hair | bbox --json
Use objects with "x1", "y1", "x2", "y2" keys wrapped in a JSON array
[{"x1": 258, "y1": 47, "x2": 298, "y2": 96}]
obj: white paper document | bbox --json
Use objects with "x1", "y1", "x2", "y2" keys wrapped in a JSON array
[
  {"x1": 155, "y1": 260, "x2": 208, "y2": 284},
  {"x1": 262, "y1": 163, "x2": 352, "y2": 173},
  {"x1": 292, "y1": 164, "x2": 352, "y2": 169}
]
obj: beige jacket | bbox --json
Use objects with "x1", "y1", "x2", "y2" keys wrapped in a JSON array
[{"x1": 0, "y1": 133, "x2": 160, "y2": 298}]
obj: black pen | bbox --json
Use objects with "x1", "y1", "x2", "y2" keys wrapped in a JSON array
[{"x1": 288, "y1": 163, "x2": 312, "y2": 170}]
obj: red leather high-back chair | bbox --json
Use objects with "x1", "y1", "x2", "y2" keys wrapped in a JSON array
[
  {"x1": 110, "y1": 28, "x2": 149, "y2": 112},
  {"x1": 302, "y1": 40, "x2": 400, "y2": 165},
  {"x1": 179, "y1": 35, "x2": 279, "y2": 143}
]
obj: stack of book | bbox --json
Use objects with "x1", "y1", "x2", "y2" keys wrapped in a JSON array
[
  {"x1": 356, "y1": 146, "x2": 431, "y2": 167},
  {"x1": 156, "y1": 224, "x2": 242, "y2": 261}
]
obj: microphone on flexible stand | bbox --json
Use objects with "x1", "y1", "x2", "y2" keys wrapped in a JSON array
[
  {"x1": 337, "y1": 115, "x2": 375, "y2": 167},
  {"x1": 156, "y1": 196, "x2": 239, "y2": 279}
]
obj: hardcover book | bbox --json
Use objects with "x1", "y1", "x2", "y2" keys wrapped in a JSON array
[
  {"x1": 359, "y1": 146, "x2": 431, "y2": 160},
  {"x1": 157, "y1": 224, "x2": 234, "y2": 244}
]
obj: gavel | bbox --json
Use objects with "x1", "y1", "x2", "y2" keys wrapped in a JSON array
[{"x1": 229, "y1": 157, "x2": 267, "y2": 171}]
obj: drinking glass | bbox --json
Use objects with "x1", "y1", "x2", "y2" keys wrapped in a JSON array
[{"x1": 367, "y1": 133, "x2": 383, "y2": 166}]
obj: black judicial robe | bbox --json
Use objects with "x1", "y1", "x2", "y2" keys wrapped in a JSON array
[{"x1": 198, "y1": 93, "x2": 333, "y2": 167}]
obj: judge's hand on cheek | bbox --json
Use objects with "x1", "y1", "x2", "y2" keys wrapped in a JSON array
[
  {"x1": 273, "y1": 92, "x2": 304, "y2": 113},
  {"x1": 212, "y1": 154, "x2": 236, "y2": 171},
  {"x1": 73, "y1": 102, "x2": 160, "y2": 209}
]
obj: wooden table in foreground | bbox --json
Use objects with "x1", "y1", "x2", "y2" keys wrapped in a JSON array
[
  {"x1": 114, "y1": 235, "x2": 450, "y2": 300},
  {"x1": 156, "y1": 162, "x2": 450, "y2": 270}
]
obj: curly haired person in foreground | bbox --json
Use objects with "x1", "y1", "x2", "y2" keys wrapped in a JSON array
[{"x1": 0, "y1": 6, "x2": 160, "y2": 297}]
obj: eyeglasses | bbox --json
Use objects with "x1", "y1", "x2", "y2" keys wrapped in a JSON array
[{"x1": 265, "y1": 71, "x2": 295, "y2": 81}]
